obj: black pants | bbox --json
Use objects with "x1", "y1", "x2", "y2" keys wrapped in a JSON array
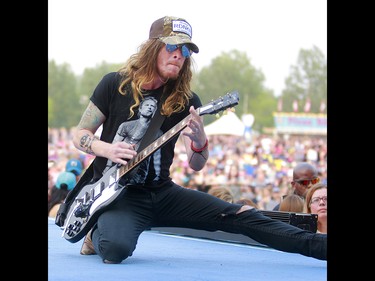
[{"x1": 91, "y1": 181, "x2": 327, "y2": 263}]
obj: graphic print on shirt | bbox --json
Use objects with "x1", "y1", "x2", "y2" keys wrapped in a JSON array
[{"x1": 102, "y1": 96, "x2": 163, "y2": 184}]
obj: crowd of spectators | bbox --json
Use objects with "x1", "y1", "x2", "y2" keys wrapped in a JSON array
[{"x1": 48, "y1": 126, "x2": 327, "y2": 212}]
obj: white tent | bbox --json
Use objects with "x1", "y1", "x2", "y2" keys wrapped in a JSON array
[{"x1": 204, "y1": 111, "x2": 245, "y2": 136}]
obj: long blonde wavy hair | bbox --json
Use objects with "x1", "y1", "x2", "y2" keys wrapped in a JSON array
[{"x1": 117, "y1": 39, "x2": 194, "y2": 119}]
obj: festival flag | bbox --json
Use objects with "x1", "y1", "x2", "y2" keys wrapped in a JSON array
[
  {"x1": 277, "y1": 97, "x2": 283, "y2": 112},
  {"x1": 293, "y1": 100, "x2": 298, "y2": 112},
  {"x1": 304, "y1": 98, "x2": 311, "y2": 113},
  {"x1": 320, "y1": 100, "x2": 326, "y2": 113}
]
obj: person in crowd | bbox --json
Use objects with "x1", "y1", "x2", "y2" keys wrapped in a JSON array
[
  {"x1": 279, "y1": 194, "x2": 304, "y2": 213},
  {"x1": 63, "y1": 15, "x2": 326, "y2": 264},
  {"x1": 48, "y1": 171, "x2": 76, "y2": 218},
  {"x1": 304, "y1": 183, "x2": 327, "y2": 233},
  {"x1": 273, "y1": 162, "x2": 320, "y2": 211},
  {"x1": 235, "y1": 198, "x2": 259, "y2": 209},
  {"x1": 48, "y1": 160, "x2": 56, "y2": 202},
  {"x1": 65, "y1": 158, "x2": 83, "y2": 180},
  {"x1": 207, "y1": 186, "x2": 234, "y2": 203}
]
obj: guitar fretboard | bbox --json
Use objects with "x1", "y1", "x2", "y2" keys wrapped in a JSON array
[{"x1": 118, "y1": 112, "x2": 195, "y2": 178}]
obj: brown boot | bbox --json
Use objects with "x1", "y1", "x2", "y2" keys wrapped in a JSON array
[{"x1": 80, "y1": 229, "x2": 96, "y2": 255}]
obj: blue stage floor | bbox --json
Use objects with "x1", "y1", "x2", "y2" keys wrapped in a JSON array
[{"x1": 48, "y1": 218, "x2": 327, "y2": 281}]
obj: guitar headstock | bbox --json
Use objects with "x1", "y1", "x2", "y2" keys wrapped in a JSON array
[{"x1": 199, "y1": 91, "x2": 240, "y2": 116}]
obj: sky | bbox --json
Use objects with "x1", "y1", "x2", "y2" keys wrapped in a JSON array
[{"x1": 48, "y1": 0, "x2": 327, "y2": 97}]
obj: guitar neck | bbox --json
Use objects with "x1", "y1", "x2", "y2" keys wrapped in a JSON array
[{"x1": 118, "y1": 112, "x2": 196, "y2": 178}]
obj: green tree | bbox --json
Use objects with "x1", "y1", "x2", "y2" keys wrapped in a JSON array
[
  {"x1": 48, "y1": 60, "x2": 80, "y2": 127},
  {"x1": 192, "y1": 50, "x2": 276, "y2": 131},
  {"x1": 48, "y1": 97, "x2": 54, "y2": 125},
  {"x1": 78, "y1": 61, "x2": 123, "y2": 111},
  {"x1": 280, "y1": 46, "x2": 327, "y2": 113},
  {"x1": 48, "y1": 60, "x2": 123, "y2": 128}
]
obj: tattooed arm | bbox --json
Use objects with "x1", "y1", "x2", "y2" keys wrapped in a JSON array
[
  {"x1": 72, "y1": 101, "x2": 104, "y2": 156},
  {"x1": 72, "y1": 101, "x2": 137, "y2": 165}
]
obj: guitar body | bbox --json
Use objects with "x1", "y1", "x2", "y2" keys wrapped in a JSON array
[
  {"x1": 61, "y1": 91, "x2": 240, "y2": 243},
  {"x1": 62, "y1": 165, "x2": 127, "y2": 242}
]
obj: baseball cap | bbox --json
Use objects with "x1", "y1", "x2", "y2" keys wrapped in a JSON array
[
  {"x1": 65, "y1": 158, "x2": 83, "y2": 176},
  {"x1": 149, "y1": 16, "x2": 199, "y2": 53},
  {"x1": 56, "y1": 172, "x2": 76, "y2": 191}
]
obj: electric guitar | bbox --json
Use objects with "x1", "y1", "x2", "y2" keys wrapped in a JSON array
[{"x1": 61, "y1": 91, "x2": 240, "y2": 243}]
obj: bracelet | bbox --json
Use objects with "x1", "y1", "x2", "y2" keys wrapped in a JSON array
[{"x1": 191, "y1": 138, "x2": 208, "y2": 153}]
